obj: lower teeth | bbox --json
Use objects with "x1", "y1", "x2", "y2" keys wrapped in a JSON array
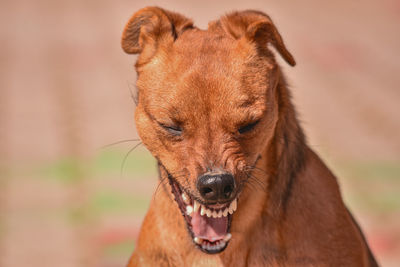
[{"x1": 201, "y1": 240, "x2": 226, "y2": 251}]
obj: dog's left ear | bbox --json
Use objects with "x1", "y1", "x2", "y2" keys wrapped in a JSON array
[
  {"x1": 218, "y1": 10, "x2": 296, "y2": 66},
  {"x1": 121, "y1": 6, "x2": 193, "y2": 57}
]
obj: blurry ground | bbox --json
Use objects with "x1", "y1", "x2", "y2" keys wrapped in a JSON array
[{"x1": 1, "y1": 0, "x2": 399, "y2": 266}]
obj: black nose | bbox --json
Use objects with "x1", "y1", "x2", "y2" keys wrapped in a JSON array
[{"x1": 197, "y1": 172, "x2": 235, "y2": 202}]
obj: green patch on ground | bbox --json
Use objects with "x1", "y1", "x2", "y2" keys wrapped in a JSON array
[
  {"x1": 92, "y1": 147, "x2": 157, "y2": 177},
  {"x1": 66, "y1": 191, "x2": 151, "y2": 224},
  {"x1": 333, "y1": 160, "x2": 400, "y2": 214},
  {"x1": 90, "y1": 191, "x2": 150, "y2": 217},
  {"x1": 34, "y1": 157, "x2": 86, "y2": 184},
  {"x1": 29, "y1": 147, "x2": 157, "y2": 184},
  {"x1": 19, "y1": 148, "x2": 156, "y2": 224}
]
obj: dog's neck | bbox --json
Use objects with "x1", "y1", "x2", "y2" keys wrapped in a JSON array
[{"x1": 262, "y1": 72, "x2": 307, "y2": 217}]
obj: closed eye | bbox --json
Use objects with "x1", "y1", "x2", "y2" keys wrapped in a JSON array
[
  {"x1": 160, "y1": 123, "x2": 183, "y2": 136},
  {"x1": 238, "y1": 120, "x2": 260, "y2": 134}
]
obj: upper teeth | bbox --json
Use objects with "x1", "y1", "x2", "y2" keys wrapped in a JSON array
[
  {"x1": 186, "y1": 205, "x2": 193, "y2": 216},
  {"x1": 182, "y1": 192, "x2": 190, "y2": 205},
  {"x1": 185, "y1": 198, "x2": 238, "y2": 219},
  {"x1": 228, "y1": 198, "x2": 237, "y2": 215},
  {"x1": 193, "y1": 201, "x2": 200, "y2": 212}
]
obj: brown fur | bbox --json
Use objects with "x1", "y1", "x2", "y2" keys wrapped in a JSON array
[{"x1": 121, "y1": 7, "x2": 378, "y2": 266}]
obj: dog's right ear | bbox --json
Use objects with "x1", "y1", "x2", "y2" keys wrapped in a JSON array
[
  {"x1": 121, "y1": 7, "x2": 193, "y2": 57},
  {"x1": 217, "y1": 10, "x2": 296, "y2": 66}
]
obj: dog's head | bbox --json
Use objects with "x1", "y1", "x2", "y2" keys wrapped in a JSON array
[{"x1": 122, "y1": 7, "x2": 295, "y2": 254}]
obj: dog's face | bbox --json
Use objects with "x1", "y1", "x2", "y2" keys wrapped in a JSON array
[{"x1": 122, "y1": 7, "x2": 295, "y2": 254}]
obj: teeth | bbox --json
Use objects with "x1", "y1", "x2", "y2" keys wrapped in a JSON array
[
  {"x1": 199, "y1": 198, "x2": 238, "y2": 217},
  {"x1": 200, "y1": 205, "x2": 206, "y2": 216},
  {"x1": 193, "y1": 201, "x2": 200, "y2": 213},
  {"x1": 212, "y1": 210, "x2": 218, "y2": 218},
  {"x1": 232, "y1": 198, "x2": 237, "y2": 211},
  {"x1": 182, "y1": 192, "x2": 190, "y2": 204},
  {"x1": 228, "y1": 198, "x2": 237, "y2": 214},
  {"x1": 194, "y1": 237, "x2": 202, "y2": 244},
  {"x1": 217, "y1": 210, "x2": 223, "y2": 218},
  {"x1": 186, "y1": 205, "x2": 193, "y2": 216},
  {"x1": 206, "y1": 208, "x2": 212, "y2": 217},
  {"x1": 215, "y1": 240, "x2": 226, "y2": 250},
  {"x1": 200, "y1": 240, "x2": 227, "y2": 251},
  {"x1": 223, "y1": 207, "x2": 229, "y2": 217},
  {"x1": 224, "y1": 233, "x2": 232, "y2": 242}
]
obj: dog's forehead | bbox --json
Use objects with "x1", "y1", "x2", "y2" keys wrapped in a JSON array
[{"x1": 138, "y1": 30, "x2": 273, "y2": 117}]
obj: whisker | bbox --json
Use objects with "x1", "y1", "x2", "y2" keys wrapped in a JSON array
[
  {"x1": 240, "y1": 179, "x2": 257, "y2": 192},
  {"x1": 245, "y1": 165, "x2": 270, "y2": 176},
  {"x1": 243, "y1": 171, "x2": 267, "y2": 191},
  {"x1": 120, "y1": 142, "x2": 143, "y2": 179},
  {"x1": 127, "y1": 81, "x2": 138, "y2": 106},
  {"x1": 154, "y1": 176, "x2": 169, "y2": 199},
  {"x1": 241, "y1": 178, "x2": 260, "y2": 193},
  {"x1": 100, "y1": 139, "x2": 141, "y2": 149},
  {"x1": 153, "y1": 173, "x2": 187, "y2": 199}
]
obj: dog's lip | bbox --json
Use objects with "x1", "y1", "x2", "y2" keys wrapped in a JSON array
[{"x1": 167, "y1": 176, "x2": 236, "y2": 254}]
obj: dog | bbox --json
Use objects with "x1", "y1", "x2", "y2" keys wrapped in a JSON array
[{"x1": 121, "y1": 7, "x2": 378, "y2": 266}]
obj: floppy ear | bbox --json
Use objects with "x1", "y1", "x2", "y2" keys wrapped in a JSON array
[
  {"x1": 219, "y1": 10, "x2": 296, "y2": 66},
  {"x1": 121, "y1": 6, "x2": 193, "y2": 55}
]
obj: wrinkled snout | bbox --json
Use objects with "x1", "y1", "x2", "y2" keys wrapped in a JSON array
[{"x1": 197, "y1": 172, "x2": 235, "y2": 202}]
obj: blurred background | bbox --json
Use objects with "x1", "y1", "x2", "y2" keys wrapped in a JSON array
[{"x1": 1, "y1": 0, "x2": 399, "y2": 266}]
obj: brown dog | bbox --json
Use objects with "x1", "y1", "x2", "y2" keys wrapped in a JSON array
[{"x1": 121, "y1": 7, "x2": 378, "y2": 266}]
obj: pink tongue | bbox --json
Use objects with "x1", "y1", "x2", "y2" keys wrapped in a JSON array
[{"x1": 191, "y1": 210, "x2": 228, "y2": 241}]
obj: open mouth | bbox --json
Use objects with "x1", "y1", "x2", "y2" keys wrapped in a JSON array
[{"x1": 168, "y1": 177, "x2": 237, "y2": 254}]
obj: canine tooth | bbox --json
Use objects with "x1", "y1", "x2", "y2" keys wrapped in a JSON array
[
  {"x1": 194, "y1": 237, "x2": 202, "y2": 244},
  {"x1": 228, "y1": 199, "x2": 237, "y2": 214},
  {"x1": 182, "y1": 192, "x2": 190, "y2": 204},
  {"x1": 224, "y1": 233, "x2": 232, "y2": 242},
  {"x1": 186, "y1": 205, "x2": 193, "y2": 216},
  {"x1": 228, "y1": 206, "x2": 234, "y2": 214},
  {"x1": 217, "y1": 210, "x2": 223, "y2": 218},
  {"x1": 223, "y1": 207, "x2": 229, "y2": 217},
  {"x1": 193, "y1": 201, "x2": 200, "y2": 213},
  {"x1": 232, "y1": 198, "x2": 237, "y2": 212},
  {"x1": 212, "y1": 210, "x2": 218, "y2": 218},
  {"x1": 206, "y1": 208, "x2": 212, "y2": 217},
  {"x1": 200, "y1": 205, "x2": 206, "y2": 216}
]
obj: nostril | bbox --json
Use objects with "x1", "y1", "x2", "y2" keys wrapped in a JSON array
[
  {"x1": 201, "y1": 187, "x2": 213, "y2": 196},
  {"x1": 223, "y1": 184, "x2": 233, "y2": 197}
]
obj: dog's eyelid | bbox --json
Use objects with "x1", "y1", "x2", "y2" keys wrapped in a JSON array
[
  {"x1": 158, "y1": 121, "x2": 183, "y2": 136},
  {"x1": 238, "y1": 119, "x2": 260, "y2": 134}
]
